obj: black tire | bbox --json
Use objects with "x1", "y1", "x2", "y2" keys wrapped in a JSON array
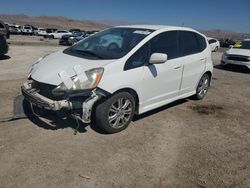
[
  {"x1": 94, "y1": 92, "x2": 135, "y2": 134},
  {"x1": 214, "y1": 46, "x2": 218, "y2": 52},
  {"x1": 193, "y1": 73, "x2": 210, "y2": 100}
]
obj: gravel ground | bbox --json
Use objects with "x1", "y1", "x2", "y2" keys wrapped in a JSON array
[{"x1": 0, "y1": 36, "x2": 249, "y2": 188}]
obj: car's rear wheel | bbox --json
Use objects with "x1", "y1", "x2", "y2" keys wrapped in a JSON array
[
  {"x1": 94, "y1": 92, "x2": 135, "y2": 134},
  {"x1": 193, "y1": 73, "x2": 210, "y2": 100},
  {"x1": 214, "y1": 46, "x2": 218, "y2": 52}
]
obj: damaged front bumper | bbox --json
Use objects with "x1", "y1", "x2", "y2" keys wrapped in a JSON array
[
  {"x1": 21, "y1": 82, "x2": 72, "y2": 111},
  {"x1": 21, "y1": 82, "x2": 109, "y2": 123}
]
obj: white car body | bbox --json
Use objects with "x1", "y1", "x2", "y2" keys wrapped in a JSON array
[
  {"x1": 21, "y1": 25, "x2": 33, "y2": 34},
  {"x1": 22, "y1": 25, "x2": 213, "y2": 133},
  {"x1": 207, "y1": 37, "x2": 220, "y2": 52},
  {"x1": 49, "y1": 30, "x2": 72, "y2": 39},
  {"x1": 221, "y1": 39, "x2": 250, "y2": 69},
  {"x1": 37, "y1": 28, "x2": 47, "y2": 36}
]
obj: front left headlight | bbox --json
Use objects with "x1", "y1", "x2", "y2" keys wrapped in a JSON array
[{"x1": 52, "y1": 67, "x2": 104, "y2": 95}]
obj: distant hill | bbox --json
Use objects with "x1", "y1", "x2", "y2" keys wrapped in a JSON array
[
  {"x1": 200, "y1": 29, "x2": 250, "y2": 41},
  {"x1": 0, "y1": 14, "x2": 109, "y2": 31},
  {"x1": 0, "y1": 14, "x2": 249, "y2": 40}
]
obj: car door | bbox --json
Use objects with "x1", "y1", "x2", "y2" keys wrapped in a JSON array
[
  {"x1": 139, "y1": 31, "x2": 183, "y2": 111},
  {"x1": 179, "y1": 31, "x2": 206, "y2": 94}
]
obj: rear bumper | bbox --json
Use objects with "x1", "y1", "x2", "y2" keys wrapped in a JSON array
[{"x1": 21, "y1": 82, "x2": 72, "y2": 111}]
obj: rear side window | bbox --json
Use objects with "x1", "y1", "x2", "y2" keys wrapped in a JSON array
[
  {"x1": 150, "y1": 31, "x2": 179, "y2": 60},
  {"x1": 208, "y1": 39, "x2": 216, "y2": 44},
  {"x1": 179, "y1": 31, "x2": 206, "y2": 56},
  {"x1": 196, "y1": 34, "x2": 207, "y2": 51}
]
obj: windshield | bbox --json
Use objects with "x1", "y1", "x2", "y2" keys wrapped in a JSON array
[
  {"x1": 67, "y1": 27, "x2": 154, "y2": 59},
  {"x1": 233, "y1": 41, "x2": 250, "y2": 50}
]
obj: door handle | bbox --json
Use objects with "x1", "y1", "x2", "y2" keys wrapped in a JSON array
[
  {"x1": 200, "y1": 58, "x2": 206, "y2": 61},
  {"x1": 174, "y1": 65, "x2": 181, "y2": 69}
]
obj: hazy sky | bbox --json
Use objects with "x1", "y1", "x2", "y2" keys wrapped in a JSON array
[{"x1": 1, "y1": 0, "x2": 250, "y2": 32}]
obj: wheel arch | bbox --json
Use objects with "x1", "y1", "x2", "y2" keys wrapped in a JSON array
[{"x1": 112, "y1": 88, "x2": 140, "y2": 114}]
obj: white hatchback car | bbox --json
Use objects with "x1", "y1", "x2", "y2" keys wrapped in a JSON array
[
  {"x1": 221, "y1": 39, "x2": 250, "y2": 69},
  {"x1": 207, "y1": 37, "x2": 220, "y2": 52},
  {"x1": 22, "y1": 25, "x2": 213, "y2": 133}
]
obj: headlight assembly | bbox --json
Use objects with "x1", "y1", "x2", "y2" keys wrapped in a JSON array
[{"x1": 52, "y1": 67, "x2": 104, "y2": 95}]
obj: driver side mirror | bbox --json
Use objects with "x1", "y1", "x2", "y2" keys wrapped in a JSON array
[{"x1": 149, "y1": 53, "x2": 168, "y2": 64}]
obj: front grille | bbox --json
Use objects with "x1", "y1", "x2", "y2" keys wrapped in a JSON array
[
  {"x1": 228, "y1": 55, "x2": 250, "y2": 62},
  {"x1": 31, "y1": 80, "x2": 60, "y2": 100}
]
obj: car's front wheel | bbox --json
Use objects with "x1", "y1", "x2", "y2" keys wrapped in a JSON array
[{"x1": 94, "y1": 92, "x2": 135, "y2": 134}]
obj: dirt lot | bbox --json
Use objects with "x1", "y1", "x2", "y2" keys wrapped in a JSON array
[{"x1": 0, "y1": 36, "x2": 250, "y2": 188}]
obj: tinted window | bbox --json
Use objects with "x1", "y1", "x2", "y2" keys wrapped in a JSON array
[
  {"x1": 124, "y1": 43, "x2": 150, "y2": 70},
  {"x1": 0, "y1": 23, "x2": 4, "y2": 28},
  {"x1": 208, "y1": 39, "x2": 216, "y2": 44},
  {"x1": 196, "y1": 34, "x2": 207, "y2": 51},
  {"x1": 124, "y1": 31, "x2": 179, "y2": 70},
  {"x1": 179, "y1": 31, "x2": 205, "y2": 56},
  {"x1": 150, "y1": 31, "x2": 179, "y2": 60}
]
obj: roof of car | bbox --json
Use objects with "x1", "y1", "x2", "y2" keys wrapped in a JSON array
[
  {"x1": 243, "y1": 39, "x2": 250, "y2": 41},
  {"x1": 116, "y1": 24, "x2": 196, "y2": 31}
]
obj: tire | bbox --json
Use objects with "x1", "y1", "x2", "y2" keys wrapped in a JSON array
[
  {"x1": 214, "y1": 46, "x2": 218, "y2": 52},
  {"x1": 193, "y1": 74, "x2": 210, "y2": 100},
  {"x1": 94, "y1": 92, "x2": 135, "y2": 134}
]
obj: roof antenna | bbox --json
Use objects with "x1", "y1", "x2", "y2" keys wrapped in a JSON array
[{"x1": 181, "y1": 22, "x2": 184, "y2": 27}]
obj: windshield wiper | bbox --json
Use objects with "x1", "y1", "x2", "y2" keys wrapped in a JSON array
[{"x1": 74, "y1": 49, "x2": 104, "y2": 59}]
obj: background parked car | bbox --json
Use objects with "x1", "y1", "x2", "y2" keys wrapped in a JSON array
[
  {"x1": 219, "y1": 38, "x2": 236, "y2": 48},
  {"x1": 221, "y1": 39, "x2": 250, "y2": 69},
  {"x1": 34, "y1": 28, "x2": 47, "y2": 36},
  {"x1": 8, "y1": 25, "x2": 19, "y2": 35},
  {"x1": 43, "y1": 28, "x2": 58, "y2": 38},
  {"x1": 69, "y1": 28, "x2": 81, "y2": 33},
  {"x1": 207, "y1": 37, "x2": 220, "y2": 52},
  {"x1": 0, "y1": 21, "x2": 10, "y2": 39},
  {"x1": 0, "y1": 33, "x2": 8, "y2": 56},
  {"x1": 59, "y1": 31, "x2": 86, "y2": 45},
  {"x1": 21, "y1": 25, "x2": 33, "y2": 35},
  {"x1": 49, "y1": 30, "x2": 72, "y2": 39}
]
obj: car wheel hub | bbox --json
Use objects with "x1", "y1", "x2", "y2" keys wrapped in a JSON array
[
  {"x1": 198, "y1": 76, "x2": 209, "y2": 97},
  {"x1": 108, "y1": 98, "x2": 132, "y2": 129}
]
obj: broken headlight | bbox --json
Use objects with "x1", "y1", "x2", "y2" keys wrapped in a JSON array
[{"x1": 52, "y1": 68, "x2": 104, "y2": 95}]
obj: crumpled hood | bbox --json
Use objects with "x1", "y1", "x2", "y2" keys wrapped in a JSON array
[
  {"x1": 227, "y1": 48, "x2": 250, "y2": 57},
  {"x1": 30, "y1": 50, "x2": 114, "y2": 85}
]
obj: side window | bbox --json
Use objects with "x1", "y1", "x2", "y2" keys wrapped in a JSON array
[
  {"x1": 150, "y1": 31, "x2": 178, "y2": 60},
  {"x1": 179, "y1": 31, "x2": 203, "y2": 56},
  {"x1": 124, "y1": 43, "x2": 150, "y2": 71},
  {"x1": 208, "y1": 39, "x2": 216, "y2": 44},
  {"x1": 196, "y1": 34, "x2": 207, "y2": 51}
]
